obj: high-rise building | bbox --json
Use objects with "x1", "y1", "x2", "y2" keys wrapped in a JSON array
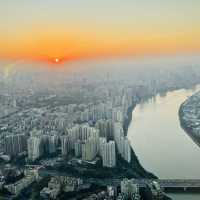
[
  {"x1": 95, "y1": 119, "x2": 113, "y2": 140},
  {"x1": 120, "y1": 137, "x2": 131, "y2": 163},
  {"x1": 67, "y1": 124, "x2": 99, "y2": 142},
  {"x1": 4, "y1": 134, "x2": 27, "y2": 156},
  {"x1": 27, "y1": 136, "x2": 43, "y2": 161},
  {"x1": 112, "y1": 108, "x2": 123, "y2": 122},
  {"x1": 60, "y1": 136, "x2": 71, "y2": 156},
  {"x1": 48, "y1": 135, "x2": 59, "y2": 154},
  {"x1": 113, "y1": 123, "x2": 131, "y2": 163},
  {"x1": 113, "y1": 122, "x2": 124, "y2": 142},
  {"x1": 99, "y1": 137, "x2": 107, "y2": 157},
  {"x1": 74, "y1": 140, "x2": 82, "y2": 157},
  {"x1": 95, "y1": 120, "x2": 107, "y2": 138},
  {"x1": 124, "y1": 138, "x2": 131, "y2": 162},
  {"x1": 41, "y1": 135, "x2": 49, "y2": 155},
  {"x1": 82, "y1": 138, "x2": 99, "y2": 161},
  {"x1": 102, "y1": 141, "x2": 116, "y2": 168}
]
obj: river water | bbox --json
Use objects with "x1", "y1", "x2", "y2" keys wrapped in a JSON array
[{"x1": 127, "y1": 86, "x2": 200, "y2": 200}]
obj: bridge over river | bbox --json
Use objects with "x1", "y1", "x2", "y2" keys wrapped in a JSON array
[{"x1": 135, "y1": 179, "x2": 200, "y2": 192}]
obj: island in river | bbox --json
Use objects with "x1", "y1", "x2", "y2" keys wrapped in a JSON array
[{"x1": 179, "y1": 91, "x2": 200, "y2": 146}]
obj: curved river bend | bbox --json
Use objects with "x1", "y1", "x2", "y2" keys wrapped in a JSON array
[{"x1": 128, "y1": 86, "x2": 200, "y2": 200}]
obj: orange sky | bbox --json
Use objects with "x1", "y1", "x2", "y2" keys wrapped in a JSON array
[{"x1": 0, "y1": 1, "x2": 200, "y2": 63}]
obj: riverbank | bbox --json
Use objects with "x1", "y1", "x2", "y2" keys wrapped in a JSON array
[
  {"x1": 127, "y1": 86, "x2": 200, "y2": 200},
  {"x1": 179, "y1": 92, "x2": 200, "y2": 147},
  {"x1": 124, "y1": 103, "x2": 157, "y2": 179}
]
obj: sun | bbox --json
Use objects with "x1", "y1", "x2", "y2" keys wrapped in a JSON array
[
  {"x1": 47, "y1": 57, "x2": 63, "y2": 65},
  {"x1": 54, "y1": 58, "x2": 60, "y2": 63}
]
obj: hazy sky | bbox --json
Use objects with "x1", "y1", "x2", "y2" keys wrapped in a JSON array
[{"x1": 1, "y1": 0, "x2": 200, "y2": 62}]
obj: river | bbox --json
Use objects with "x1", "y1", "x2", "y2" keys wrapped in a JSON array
[{"x1": 127, "y1": 86, "x2": 200, "y2": 200}]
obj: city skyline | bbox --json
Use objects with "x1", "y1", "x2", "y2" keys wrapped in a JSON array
[{"x1": 1, "y1": 2, "x2": 200, "y2": 199}]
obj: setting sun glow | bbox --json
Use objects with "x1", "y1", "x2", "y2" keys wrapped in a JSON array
[
  {"x1": 55, "y1": 58, "x2": 59, "y2": 63},
  {"x1": 0, "y1": 1, "x2": 200, "y2": 63}
]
